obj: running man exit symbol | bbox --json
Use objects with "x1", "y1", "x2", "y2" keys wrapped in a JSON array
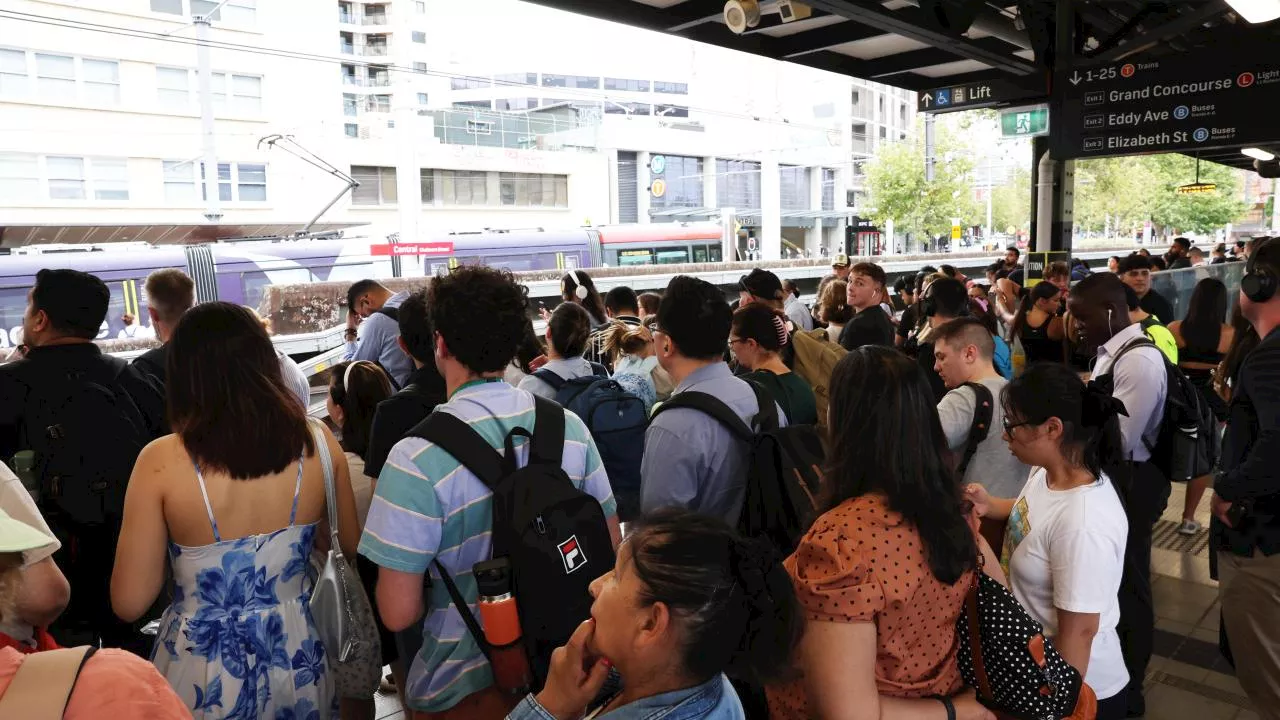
[{"x1": 1016, "y1": 112, "x2": 1031, "y2": 133}]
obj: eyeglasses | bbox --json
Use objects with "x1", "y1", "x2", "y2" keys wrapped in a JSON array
[
  {"x1": 728, "y1": 338, "x2": 748, "y2": 346},
  {"x1": 1002, "y1": 416, "x2": 1038, "y2": 434}
]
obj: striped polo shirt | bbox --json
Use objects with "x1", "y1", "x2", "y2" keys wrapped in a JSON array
[{"x1": 358, "y1": 380, "x2": 616, "y2": 713}]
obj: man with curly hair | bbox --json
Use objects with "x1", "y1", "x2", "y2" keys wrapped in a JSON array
[{"x1": 358, "y1": 266, "x2": 620, "y2": 719}]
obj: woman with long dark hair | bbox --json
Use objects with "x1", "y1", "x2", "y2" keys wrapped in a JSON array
[
  {"x1": 729, "y1": 304, "x2": 818, "y2": 425},
  {"x1": 768, "y1": 346, "x2": 995, "y2": 720},
  {"x1": 561, "y1": 270, "x2": 608, "y2": 326},
  {"x1": 967, "y1": 362, "x2": 1130, "y2": 719},
  {"x1": 509, "y1": 509, "x2": 802, "y2": 720},
  {"x1": 1010, "y1": 281, "x2": 1067, "y2": 366},
  {"x1": 1168, "y1": 278, "x2": 1235, "y2": 534},
  {"x1": 111, "y1": 302, "x2": 360, "y2": 719}
]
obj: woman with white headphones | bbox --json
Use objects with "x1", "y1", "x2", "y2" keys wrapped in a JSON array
[{"x1": 562, "y1": 269, "x2": 608, "y2": 327}]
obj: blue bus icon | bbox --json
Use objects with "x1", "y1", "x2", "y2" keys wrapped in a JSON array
[
  {"x1": 1193, "y1": 128, "x2": 1209, "y2": 142},
  {"x1": 1174, "y1": 105, "x2": 1190, "y2": 120}
]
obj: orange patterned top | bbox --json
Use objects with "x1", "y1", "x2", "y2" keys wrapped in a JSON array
[{"x1": 768, "y1": 494, "x2": 974, "y2": 719}]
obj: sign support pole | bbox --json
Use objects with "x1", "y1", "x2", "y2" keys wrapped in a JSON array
[{"x1": 1045, "y1": 0, "x2": 1076, "y2": 254}]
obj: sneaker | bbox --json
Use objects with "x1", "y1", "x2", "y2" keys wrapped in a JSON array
[{"x1": 1177, "y1": 519, "x2": 1202, "y2": 535}]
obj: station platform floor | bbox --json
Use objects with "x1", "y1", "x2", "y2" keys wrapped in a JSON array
[{"x1": 369, "y1": 482, "x2": 1257, "y2": 720}]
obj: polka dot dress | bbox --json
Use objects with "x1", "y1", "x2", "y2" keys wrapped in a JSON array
[{"x1": 766, "y1": 495, "x2": 973, "y2": 720}]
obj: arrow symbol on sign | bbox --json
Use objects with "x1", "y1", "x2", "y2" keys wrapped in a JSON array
[
  {"x1": 1069, "y1": 71, "x2": 1082, "y2": 86},
  {"x1": 922, "y1": 92, "x2": 933, "y2": 106}
]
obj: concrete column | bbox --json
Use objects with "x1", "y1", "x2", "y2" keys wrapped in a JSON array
[
  {"x1": 806, "y1": 166, "x2": 824, "y2": 255},
  {"x1": 832, "y1": 164, "x2": 850, "y2": 259},
  {"x1": 702, "y1": 156, "x2": 717, "y2": 215},
  {"x1": 637, "y1": 151, "x2": 651, "y2": 224},
  {"x1": 391, "y1": 1, "x2": 420, "y2": 257},
  {"x1": 761, "y1": 156, "x2": 782, "y2": 261}
]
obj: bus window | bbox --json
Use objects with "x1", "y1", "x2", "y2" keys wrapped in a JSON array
[
  {"x1": 616, "y1": 249, "x2": 653, "y2": 266},
  {"x1": 656, "y1": 248, "x2": 690, "y2": 264}
]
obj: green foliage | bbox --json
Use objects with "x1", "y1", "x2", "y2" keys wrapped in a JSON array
[
  {"x1": 864, "y1": 128, "x2": 977, "y2": 238},
  {"x1": 990, "y1": 167, "x2": 1030, "y2": 234},
  {"x1": 1074, "y1": 154, "x2": 1248, "y2": 235}
]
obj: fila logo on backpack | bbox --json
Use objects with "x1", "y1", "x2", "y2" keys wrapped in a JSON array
[{"x1": 558, "y1": 535, "x2": 587, "y2": 574}]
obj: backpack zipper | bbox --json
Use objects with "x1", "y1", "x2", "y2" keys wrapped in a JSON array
[{"x1": 535, "y1": 515, "x2": 547, "y2": 535}]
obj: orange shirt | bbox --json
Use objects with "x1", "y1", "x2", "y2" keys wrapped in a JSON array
[
  {"x1": 768, "y1": 495, "x2": 973, "y2": 720},
  {"x1": 0, "y1": 647, "x2": 192, "y2": 719}
]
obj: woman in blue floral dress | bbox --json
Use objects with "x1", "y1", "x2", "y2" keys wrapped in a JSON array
[{"x1": 111, "y1": 303, "x2": 361, "y2": 720}]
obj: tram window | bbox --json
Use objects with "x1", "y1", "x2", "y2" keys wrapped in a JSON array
[
  {"x1": 0, "y1": 286, "x2": 28, "y2": 350},
  {"x1": 241, "y1": 269, "x2": 311, "y2": 312},
  {"x1": 692, "y1": 245, "x2": 708, "y2": 263},
  {"x1": 708, "y1": 244, "x2": 723, "y2": 263},
  {"x1": 655, "y1": 248, "x2": 689, "y2": 265},
  {"x1": 616, "y1": 250, "x2": 653, "y2": 266}
]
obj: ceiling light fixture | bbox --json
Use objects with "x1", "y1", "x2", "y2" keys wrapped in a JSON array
[
  {"x1": 1225, "y1": 0, "x2": 1280, "y2": 23},
  {"x1": 1242, "y1": 147, "x2": 1276, "y2": 161}
]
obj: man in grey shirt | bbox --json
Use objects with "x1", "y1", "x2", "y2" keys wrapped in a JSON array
[
  {"x1": 932, "y1": 317, "x2": 1030, "y2": 499},
  {"x1": 642, "y1": 275, "x2": 785, "y2": 524},
  {"x1": 345, "y1": 279, "x2": 413, "y2": 388}
]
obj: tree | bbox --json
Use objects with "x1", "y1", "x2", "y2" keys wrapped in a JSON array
[
  {"x1": 1146, "y1": 154, "x2": 1248, "y2": 235},
  {"x1": 990, "y1": 167, "x2": 1030, "y2": 235},
  {"x1": 1073, "y1": 156, "x2": 1152, "y2": 235},
  {"x1": 864, "y1": 127, "x2": 977, "y2": 239}
]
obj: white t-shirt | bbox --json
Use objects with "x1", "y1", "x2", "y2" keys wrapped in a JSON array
[
  {"x1": 0, "y1": 462, "x2": 60, "y2": 645},
  {"x1": 1003, "y1": 468, "x2": 1129, "y2": 700}
]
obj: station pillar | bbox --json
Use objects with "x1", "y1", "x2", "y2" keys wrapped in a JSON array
[
  {"x1": 636, "y1": 151, "x2": 652, "y2": 225},
  {"x1": 760, "y1": 156, "x2": 782, "y2": 261},
  {"x1": 1029, "y1": 136, "x2": 1075, "y2": 253}
]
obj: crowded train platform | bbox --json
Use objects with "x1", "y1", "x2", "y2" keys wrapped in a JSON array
[{"x1": 0, "y1": 237, "x2": 1275, "y2": 720}]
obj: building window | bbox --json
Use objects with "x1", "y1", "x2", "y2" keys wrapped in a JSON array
[
  {"x1": 495, "y1": 97, "x2": 538, "y2": 111},
  {"x1": 80, "y1": 59, "x2": 119, "y2": 104},
  {"x1": 161, "y1": 160, "x2": 265, "y2": 203},
  {"x1": 351, "y1": 166, "x2": 396, "y2": 204},
  {"x1": 163, "y1": 160, "x2": 197, "y2": 202},
  {"x1": 605, "y1": 101, "x2": 650, "y2": 115},
  {"x1": 150, "y1": 0, "x2": 182, "y2": 13},
  {"x1": 465, "y1": 119, "x2": 493, "y2": 135},
  {"x1": 0, "y1": 49, "x2": 27, "y2": 97},
  {"x1": 653, "y1": 81, "x2": 688, "y2": 94},
  {"x1": 91, "y1": 157, "x2": 130, "y2": 200},
  {"x1": 499, "y1": 173, "x2": 568, "y2": 207},
  {"x1": 343, "y1": 93, "x2": 358, "y2": 116},
  {"x1": 412, "y1": 61, "x2": 427, "y2": 73},
  {"x1": 230, "y1": 73, "x2": 261, "y2": 114},
  {"x1": 650, "y1": 155, "x2": 702, "y2": 210},
  {"x1": 155, "y1": 67, "x2": 261, "y2": 115},
  {"x1": 451, "y1": 76, "x2": 490, "y2": 90},
  {"x1": 779, "y1": 165, "x2": 809, "y2": 212},
  {"x1": 157, "y1": 66, "x2": 190, "y2": 108},
  {"x1": 496, "y1": 72, "x2": 538, "y2": 86},
  {"x1": 417, "y1": 92, "x2": 428, "y2": 105},
  {"x1": 542, "y1": 74, "x2": 595, "y2": 88},
  {"x1": 604, "y1": 77, "x2": 649, "y2": 92},
  {"x1": 441, "y1": 170, "x2": 486, "y2": 205},
  {"x1": 411, "y1": 31, "x2": 426, "y2": 43},
  {"x1": 821, "y1": 167, "x2": 836, "y2": 211},
  {"x1": 0, "y1": 153, "x2": 39, "y2": 202},
  {"x1": 654, "y1": 104, "x2": 688, "y2": 118},
  {"x1": 344, "y1": 123, "x2": 358, "y2": 138},
  {"x1": 152, "y1": 0, "x2": 254, "y2": 23},
  {"x1": 46, "y1": 156, "x2": 85, "y2": 199},
  {"x1": 415, "y1": 0, "x2": 426, "y2": 13},
  {"x1": 453, "y1": 100, "x2": 491, "y2": 110},
  {"x1": 34, "y1": 54, "x2": 75, "y2": 101},
  {"x1": 366, "y1": 94, "x2": 390, "y2": 112},
  {"x1": 716, "y1": 158, "x2": 761, "y2": 210}
]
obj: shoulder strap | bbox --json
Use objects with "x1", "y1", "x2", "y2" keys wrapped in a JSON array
[
  {"x1": 1111, "y1": 336, "x2": 1161, "y2": 368},
  {"x1": 431, "y1": 559, "x2": 491, "y2": 661},
  {"x1": 528, "y1": 395, "x2": 566, "y2": 465},
  {"x1": 531, "y1": 368, "x2": 566, "y2": 391},
  {"x1": 588, "y1": 361, "x2": 609, "y2": 378},
  {"x1": 652, "y1": 391, "x2": 755, "y2": 442},
  {"x1": 411, "y1": 411, "x2": 506, "y2": 490},
  {"x1": 957, "y1": 382, "x2": 994, "y2": 476},
  {"x1": 744, "y1": 378, "x2": 780, "y2": 431},
  {"x1": 0, "y1": 646, "x2": 97, "y2": 720}
]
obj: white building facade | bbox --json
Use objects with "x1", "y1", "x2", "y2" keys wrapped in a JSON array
[{"x1": 1, "y1": 0, "x2": 914, "y2": 261}]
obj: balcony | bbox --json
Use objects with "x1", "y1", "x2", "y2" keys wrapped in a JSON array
[
  {"x1": 360, "y1": 45, "x2": 388, "y2": 57},
  {"x1": 339, "y1": 42, "x2": 355, "y2": 54},
  {"x1": 361, "y1": 12, "x2": 388, "y2": 25}
]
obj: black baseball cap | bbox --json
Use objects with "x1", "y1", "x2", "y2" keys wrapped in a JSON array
[{"x1": 738, "y1": 268, "x2": 784, "y2": 301}]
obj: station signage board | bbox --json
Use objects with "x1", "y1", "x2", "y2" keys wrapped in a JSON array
[
  {"x1": 918, "y1": 78, "x2": 1046, "y2": 114},
  {"x1": 1001, "y1": 105, "x2": 1049, "y2": 138},
  {"x1": 1024, "y1": 251, "x2": 1071, "y2": 288},
  {"x1": 1053, "y1": 54, "x2": 1280, "y2": 159},
  {"x1": 370, "y1": 242, "x2": 454, "y2": 256}
]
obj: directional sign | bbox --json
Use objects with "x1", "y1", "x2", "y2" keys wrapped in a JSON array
[
  {"x1": 918, "y1": 78, "x2": 1047, "y2": 114},
  {"x1": 1177, "y1": 182, "x2": 1218, "y2": 194},
  {"x1": 1024, "y1": 251, "x2": 1071, "y2": 288},
  {"x1": 1054, "y1": 53, "x2": 1280, "y2": 159},
  {"x1": 371, "y1": 242, "x2": 454, "y2": 256}
]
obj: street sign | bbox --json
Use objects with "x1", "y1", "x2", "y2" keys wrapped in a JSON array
[
  {"x1": 951, "y1": 224, "x2": 962, "y2": 240},
  {"x1": 918, "y1": 78, "x2": 1046, "y2": 114},
  {"x1": 1001, "y1": 105, "x2": 1050, "y2": 138},
  {"x1": 650, "y1": 178, "x2": 667, "y2": 198},
  {"x1": 1177, "y1": 182, "x2": 1218, "y2": 194},
  {"x1": 370, "y1": 242, "x2": 454, "y2": 256},
  {"x1": 1054, "y1": 52, "x2": 1280, "y2": 159},
  {"x1": 650, "y1": 154, "x2": 666, "y2": 175}
]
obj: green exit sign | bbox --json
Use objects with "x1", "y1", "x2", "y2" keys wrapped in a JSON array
[{"x1": 1001, "y1": 106, "x2": 1049, "y2": 138}]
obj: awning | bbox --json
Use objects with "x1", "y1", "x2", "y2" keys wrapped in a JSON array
[
  {"x1": 0, "y1": 223, "x2": 365, "y2": 248},
  {"x1": 646, "y1": 207, "x2": 720, "y2": 218}
]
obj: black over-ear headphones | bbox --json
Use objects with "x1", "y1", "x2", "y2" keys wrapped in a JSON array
[{"x1": 1242, "y1": 241, "x2": 1277, "y2": 303}]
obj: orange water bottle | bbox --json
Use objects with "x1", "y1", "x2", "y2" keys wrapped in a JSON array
[{"x1": 474, "y1": 558, "x2": 532, "y2": 695}]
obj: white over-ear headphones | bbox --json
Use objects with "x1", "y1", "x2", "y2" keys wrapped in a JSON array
[{"x1": 569, "y1": 270, "x2": 588, "y2": 300}]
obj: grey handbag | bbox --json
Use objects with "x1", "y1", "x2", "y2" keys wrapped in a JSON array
[{"x1": 307, "y1": 420, "x2": 382, "y2": 698}]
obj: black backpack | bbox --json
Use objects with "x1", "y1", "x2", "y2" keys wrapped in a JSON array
[
  {"x1": 533, "y1": 363, "x2": 647, "y2": 522},
  {"x1": 409, "y1": 396, "x2": 615, "y2": 687},
  {"x1": 23, "y1": 358, "x2": 151, "y2": 528},
  {"x1": 1092, "y1": 337, "x2": 1217, "y2": 481},
  {"x1": 651, "y1": 381, "x2": 822, "y2": 556},
  {"x1": 956, "y1": 382, "x2": 995, "y2": 477}
]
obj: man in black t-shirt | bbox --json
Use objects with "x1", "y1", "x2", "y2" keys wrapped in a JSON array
[
  {"x1": 838, "y1": 262, "x2": 895, "y2": 352},
  {"x1": 1118, "y1": 253, "x2": 1175, "y2": 324}
]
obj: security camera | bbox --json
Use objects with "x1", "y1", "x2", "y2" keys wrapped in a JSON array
[
  {"x1": 777, "y1": 0, "x2": 812, "y2": 22},
  {"x1": 724, "y1": 0, "x2": 761, "y2": 34}
]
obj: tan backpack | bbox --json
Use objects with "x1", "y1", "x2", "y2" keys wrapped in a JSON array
[{"x1": 787, "y1": 329, "x2": 847, "y2": 435}]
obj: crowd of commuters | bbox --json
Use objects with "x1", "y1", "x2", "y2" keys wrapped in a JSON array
[{"x1": 0, "y1": 233, "x2": 1277, "y2": 720}]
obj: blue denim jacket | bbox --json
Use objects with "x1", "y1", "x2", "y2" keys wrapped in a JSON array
[{"x1": 507, "y1": 674, "x2": 743, "y2": 720}]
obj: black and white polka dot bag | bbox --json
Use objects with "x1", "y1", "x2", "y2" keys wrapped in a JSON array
[{"x1": 955, "y1": 559, "x2": 1095, "y2": 720}]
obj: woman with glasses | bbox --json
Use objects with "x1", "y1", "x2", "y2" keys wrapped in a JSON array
[
  {"x1": 966, "y1": 361, "x2": 1130, "y2": 719},
  {"x1": 728, "y1": 304, "x2": 818, "y2": 426}
]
